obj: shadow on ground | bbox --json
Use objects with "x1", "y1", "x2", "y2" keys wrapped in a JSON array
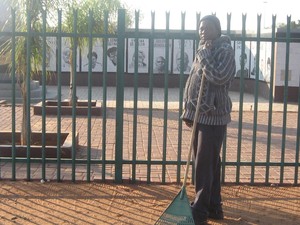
[{"x1": 0, "y1": 181, "x2": 299, "y2": 225}]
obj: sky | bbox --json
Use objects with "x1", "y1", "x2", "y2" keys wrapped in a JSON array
[
  {"x1": 0, "y1": 0, "x2": 298, "y2": 31},
  {"x1": 123, "y1": 0, "x2": 299, "y2": 31}
]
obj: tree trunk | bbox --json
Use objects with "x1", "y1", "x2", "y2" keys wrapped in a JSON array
[
  {"x1": 20, "y1": 82, "x2": 31, "y2": 145},
  {"x1": 68, "y1": 50, "x2": 78, "y2": 106}
]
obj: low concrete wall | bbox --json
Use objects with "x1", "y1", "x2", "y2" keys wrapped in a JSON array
[
  {"x1": 230, "y1": 78, "x2": 271, "y2": 100},
  {"x1": 27, "y1": 70, "x2": 300, "y2": 102}
]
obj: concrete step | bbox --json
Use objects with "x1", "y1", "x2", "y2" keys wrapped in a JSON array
[
  {"x1": 0, "y1": 80, "x2": 46, "y2": 102},
  {"x1": 0, "y1": 89, "x2": 57, "y2": 104},
  {"x1": 0, "y1": 80, "x2": 40, "y2": 90}
]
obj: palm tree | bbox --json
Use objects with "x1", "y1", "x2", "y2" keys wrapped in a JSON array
[
  {"x1": 59, "y1": 0, "x2": 133, "y2": 105},
  {"x1": 1, "y1": 0, "x2": 59, "y2": 145},
  {"x1": 0, "y1": 0, "x2": 132, "y2": 145}
]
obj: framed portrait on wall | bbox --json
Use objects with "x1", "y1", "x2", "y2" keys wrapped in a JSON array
[
  {"x1": 173, "y1": 39, "x2": 193, "y2": 74},
  {"x1": 127, "y1": 38, "x2": 149, "y2": 74},
  {"x1": 61, "y1": 38, "x2": 79, "y2": 72},
  {"x1": 153, "y1": 39, "x2": 172, "y2": 74},
  {"x1": 81, "y1": 39, "x2": 103, "y2": 72}
]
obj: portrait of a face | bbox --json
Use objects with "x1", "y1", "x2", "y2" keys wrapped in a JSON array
[
  {"x1": 107, "y1": 47, "x2": 117, "y2": 66},
  {"x1": 62, "y1": 48, "x2": 71, "y2": 64}
]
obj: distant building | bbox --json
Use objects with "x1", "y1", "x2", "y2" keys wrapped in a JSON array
[{"x1": 274, "y1": 28, "x2": 300, "y2": 102}]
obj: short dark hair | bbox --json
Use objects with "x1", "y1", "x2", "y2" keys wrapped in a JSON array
[
  {"x1": 87, "y1": 51, "x2": 97, "y2": 59},
  {"x1": 240, "y1": 52, "x2": 247, "y2": 59},
  {"x1": 107, "y1": 47, "x2": 117, "y2": 56}
]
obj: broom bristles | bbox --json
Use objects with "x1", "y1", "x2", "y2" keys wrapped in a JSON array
[{"x1": 155, "y1": 187, "x2": 194, "y2": 225}]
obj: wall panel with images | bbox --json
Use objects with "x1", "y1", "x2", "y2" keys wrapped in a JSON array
[
  {"x1": 153, "y1": 39, "x2": 172, "y2": 74},
  {"x1": 127, "y1": 38, "x2": 149, "y2": 73},
  {"x1": 275, "y1": 42, "x2": 300, "y2": 87},
  {"x1": 61, "y1": 38, "x2": 80, "y2": 72},
  {"x1": 105, "y1": 38, "x2": 127, "y2": 72},
  {"x1": 81, "y1": 39, "x2": 103, "y2": 72},
  {"x1": 286, "y1": 42, "x2": 300, "y2": 87},
  {"x1": 235, "y1": 40, "x2": 251, "y2": 78},
  {"x1": 172, "y1": 39, "x2": 193, "y2": 74},
  {"x1": 259, "y1": 42, "x2": 272, "y2": 82},
  {"x1": 249, "y1": 41, "x2": 271, "y2": 82},
  {"x1": 45, "y1": 37, "x2": 57, "y2": 71},
  {"x1": 249, "y1": 41, "x2": 258, "y2": 79},
  {"x1": 106, "y1": 38, "x2": 118, "y2": 72}
]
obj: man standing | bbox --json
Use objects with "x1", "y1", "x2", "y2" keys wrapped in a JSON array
[{"x1": 181, "y1": 15, "x2": 236, "y2": 225}]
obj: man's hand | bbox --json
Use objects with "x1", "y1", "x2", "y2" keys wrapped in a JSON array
[
  {"x1": 204, "y1": 40, "x2": 212, "y2": 49},
  {"x1": 185, "y1": 121, "x2": 193, "y2": 128}
]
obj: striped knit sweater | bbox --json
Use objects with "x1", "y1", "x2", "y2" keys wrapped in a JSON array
[{"x1": 181, "y1": 35, "x2": 236, "y2": 125}]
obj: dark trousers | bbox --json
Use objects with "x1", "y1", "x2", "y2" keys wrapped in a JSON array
[{"x1": 191, "y1": 123, "x2": 227, "y2": 218}]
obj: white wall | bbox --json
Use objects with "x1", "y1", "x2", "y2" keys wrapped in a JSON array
[{"x1": 275, "y1": 42, "x2": 300, "y2": 87}]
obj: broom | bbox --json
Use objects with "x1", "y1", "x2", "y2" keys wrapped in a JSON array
[{"x1": 155, "y1": 74, "x2": 206, "y2": 225}]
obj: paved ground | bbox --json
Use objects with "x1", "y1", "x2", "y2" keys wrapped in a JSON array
[
  {"x1": 0, "y1": 86, "x2": 299, "y2": 184},
  {"x1": 0, "y1": 86, "x2": 300, "y2": 225},
  {"x1": 0, "y1": 181, "x2": 300, "y2": 225}
]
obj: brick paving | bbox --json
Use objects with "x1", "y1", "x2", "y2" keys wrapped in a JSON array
[{"x1": 0, "y1": 86, "x2": 299, "y2": 184}]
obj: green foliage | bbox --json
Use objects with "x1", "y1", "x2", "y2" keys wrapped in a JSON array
[
  {"x1": 1, "y1": 0, "x2": 133, "y2": 76},
  {"x1": 60, "y1": 0, "x2": 133, "y2": 48},
  {"x1": 1, "y1": 0, "x2": 59, "y2": 79},
  {"x1": 0, "y1": 0, "x2": 133, "y2": 144},
  {"x1": 277, "y1": 20, "x2": 300, "y2": 29}
]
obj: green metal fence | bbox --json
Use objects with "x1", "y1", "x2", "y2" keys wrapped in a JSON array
[{"x1": 0, "y1": 9, "x2": 299, "y2": 185}]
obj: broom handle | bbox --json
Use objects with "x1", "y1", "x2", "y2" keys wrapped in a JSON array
[{"x1": 182, "y1": 74, "x2": 206, "y2": 188}]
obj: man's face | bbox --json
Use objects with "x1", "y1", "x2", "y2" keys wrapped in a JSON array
[
  {"x1": 199, "y1": 20, "x2": 219, "y2": 41},
  {"x1": 176, "y1": 57, "x2": 181, "y2": 69},
  {"x1": 132, "y1": 52, "x2": 144, "y2": 64},
  {"x1": 156, "y1": 57, "x2": 165, "y2": 69},
  {"x1": 92, "y1": 56, "x2": 97, "y2": 67},
  {"x1": 239, "y1": 54, "x2": 247, "y2": 67},
  {"x1": 109, "y1": 51, "x2": 117, "y2": 64},
  {"x1": 138, "y1": 52, "x2": 145, "y2": 64},
  {"x1": 176, "y1": 53, "x2": 189, "y2": 70},
  {"x1": 63, "y1": 49, "x2": 70, "y2": 64}
]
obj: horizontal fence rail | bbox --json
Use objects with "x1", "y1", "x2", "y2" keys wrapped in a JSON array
[{"x1": 0, "y1": 8, "x2": 299, "y2": 185}]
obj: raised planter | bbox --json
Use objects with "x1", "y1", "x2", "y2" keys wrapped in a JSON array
[
  {"x1": 0, "y1": 131, "x2": 78, "y2": 158},
  {"x1": 33, "y1": 100, "x2": 102, "y2": 116}
]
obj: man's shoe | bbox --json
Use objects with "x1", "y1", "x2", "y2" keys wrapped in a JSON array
[
  {"x1": 208, "y1": 209, "x2": 224, "y2": 220},
  {"x1": 193, "y1": 217, "x2": 208, "y2": 225},
  {"x1": 191, "y1": 208, "x2": 208, "y2": 225}
]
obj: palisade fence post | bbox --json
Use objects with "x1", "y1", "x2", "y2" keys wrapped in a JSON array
[
  {"x1": 41, "y1": 9, "x2": 47, "y2": 181},
  {"x1": 191, "y1": 13, "x2": 201, "y2": 185},
  {"x1": 102, "y1": 11, "x2": 109, "y2": 181},
  {"x1": 115, "y1": 9, "x2": 126, "y2": 183},
  {"x1": 251, "y1": 14, "x2": 262, "y2": 184},
  {"x1": 176, "y1": 12, "x2": 185, "y2": 184},
  {"x1": 162, "y1": 12, "x2": 170, "y2": 184},
  {"x1": 56, "y1": 10, "x2": 62, "y2": 181},
  {"x1": 221, "y1": 13, "x2": 232, "y2": 183},
  {"x1": 280, "y1": 15, "x2": 291, "y2": 184},
  {"x1": 11, "y1": 8, "x2": 17, "y2": 181},
  {"x1": 265, "y1": 15, "x2": 277, "y2": 184},
  {"x1": 295, "y1": 77, "x2": 300, "y2": 185},
  {"x1": 131, "y1": 10, "x2": 140, "y2": 183},
  {"x1": 87, "y1": 9, "x2": 93, "y2": 182},
  {"x1": 26, "y1": 8, "x2": 32, "y2": 181},
  {"x1": 56, "y1": 9, "x2": 63, "y2": 182},
  {"x1": 236, "y1": 14, "x2": 247, "y2": 184},
  {"x1": 71, "y1": 9, "x2": 78, "y2": 183},
  {"x1": 147, "y1": 11, "x2": 155, "y2": 184}
]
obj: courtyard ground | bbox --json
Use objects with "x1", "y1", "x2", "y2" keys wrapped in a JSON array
[{"x1": 0, "y1": 181, "x2": 299, "y2": 225}]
